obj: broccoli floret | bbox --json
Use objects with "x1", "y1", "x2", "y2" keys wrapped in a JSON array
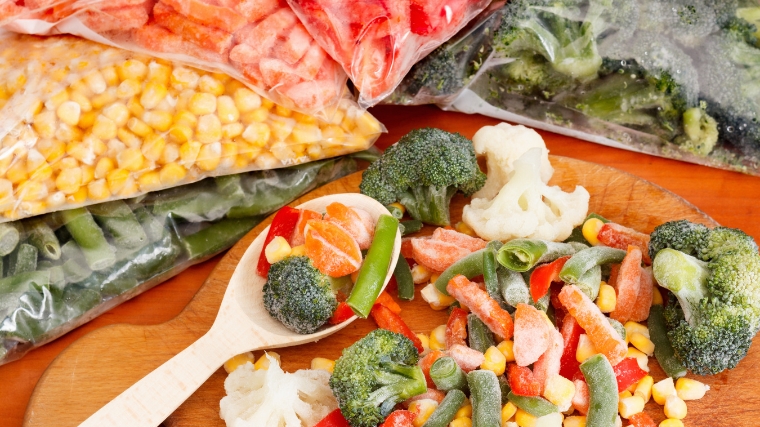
[
  {"x1": 651, "y1": 220, "x2": 760, "y2": 374},
  {"x1": 359, "y1": 128, "x2": 486, "y2": 226},
  {"x1": 329, "y1": 329, "x2": 426, "y2": 427},
  {"x1": 262, "y1": 256, "x2": 337, "y2": 335},
  {"x1": 405, "y1": 47, "x2": 462, "y2": 97},
  {"x1": 674, "y1": 105, "x2": 720, "y2": 156}
]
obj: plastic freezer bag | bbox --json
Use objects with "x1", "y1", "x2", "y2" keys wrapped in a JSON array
[
  {"x1": 0, "y1": 155, "x2": 357, "y2": 366},
  {"x1": 287, "y1": 0, "x2": 491, "y2": 107},
  {"x1": 391, "y1": 0, "x2": 760, "y2": 176},
  {"x1": 0, "y1": 0, "x2": 348, "y2": 113},
  {"x1": 0, "y1": 33, "x2": 383, "y2": 222}
]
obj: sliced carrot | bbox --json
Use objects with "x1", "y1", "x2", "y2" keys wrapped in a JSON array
[
  {"x1": 607, "y1": 263, "x2": 620, "y2": 290},
  {"x1": 558, "y1": 284, "x2": 627, "y2": 366},
  {"x1": 609, "y1": 245, "x2": 642, "y2": 324},
  {"x1": 532, "y1": 328, "x2": 564, "y2": 395},
  {"x1": 291, "y1": 208, "x2": 322, "y2": 246},
  {"x1": 400, "y1": 237, "x2": 416, "y2": 259},
  {"x1": 513, "y1": 304, "x2": 554, "y2": 367},
  {"x1": 370, "y1": 304, "x2": 423, "y2": 353},
  {"x1": 411, "y1": 237, "x2": 473, "y2": 272},
  {"x1": 597, "y1": 222, "x2": 651, "y2": 264},
  {"x1": 304, "y1": 219, "x2": 362, "y2": 277},
  {"x1": 375, "y1": 291, "x2": 402, "y2": 314},
  {"x1": 446, "y1": 275, "x2": 514, "y2": 340},
  {"x1": 448, "y1": 344, "x2": 485, "y2": 373},
  {"x1": 445, "y1": 307, "x2": 468, "y2": 349},
  {"x1": 325, "y1": 201, "x2": 375, "y2": 250},
  {"x1": 629, "y1": 266, "x2": 654, "y2": 322},
  {"x1": 431, "y1": 228, "x2": 487, "y2": 252},
  {"x1": 152, "y1": 2, "x2": 234, "y2": 55}
]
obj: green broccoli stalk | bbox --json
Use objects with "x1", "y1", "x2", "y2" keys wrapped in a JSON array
[
  {"x1": 650, "y1": 220, "x2": 760, "y2": 375},
  {"x1": 675, "y1": 105, "x2": 720, "y2": 156},
  {"x1": 329, "y1": 329, "x2": 427, "y2": 427},
  {"x1": 359, "y1": 128, "x2": 486, "y2": 226},
  {"x1": 262, "y1": 256, "x2": 337, "y2": 335}
]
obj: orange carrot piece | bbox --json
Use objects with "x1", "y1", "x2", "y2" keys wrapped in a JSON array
[
  {"x1": 513, "y1": 303, "x2": 554, "y2": 367},
  {"x1": 558, "y1": 284, "x2": 627, "y2": 366},
  {"x1": 609, "y1": 246, "x2": 642, "y2": 323},
  {"x1": 431, "y1": 228, "x2": 487, "y2": 252},
  {"x1": 597, "y1": 222, "x2": 651, "y2": 264},
  {"x1": 161, "y1": 0, "x2": 248, "y2": 32},
  {"x1": 532, "y1": 328, "x2": 564, "y2": 394},
  {"x1": 418, "y1": 350, "x2": 445, "y2": 388},
  {"x1": 445, "y1": 307, "x2": 468, "y2": 349},
  {"x1": 375, "y1": 291, "x2": 402, "y2": 314},
  {"x1": 629, "y1": 266, "x2": 654, "y2": 322},
  {"x1": 153, "y1": 2, "x2": 234, "y2": 54},
  {"x1": 411, "y1": 238, "x2": 473, "y2": 272},
  {"x1": 448, "y1": 344, "x2": 485, "y2": 372},
  {"x1": 446, "y1": 275, "x2": 514, "y2": 340}
]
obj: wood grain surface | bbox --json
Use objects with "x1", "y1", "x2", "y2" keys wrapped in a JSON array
[
  {"x1": 26, "y1": 155, "x2": 758, "y2": 427},
  {"x1": 2, "y1": 105, "x2": 760, "y2": 427}
]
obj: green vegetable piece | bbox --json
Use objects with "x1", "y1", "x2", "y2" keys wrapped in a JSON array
[
  {"x1": 648, "y1": 305, "x2": 687, "y2": 379},
  {"x1": 607, "y1": 318, "x2": 626, "y2": 341},
  {"x1": 499, "y1": 267, "x2": 530, "y2": 308},
  {"x1": 180, "y1": 216, "x2": 262, "y2": 261},
  {"x1": 560, "y1": 247, "x2": 626, "y2": 300},
  {"x1": 0, "y1": 271, "x2": 50, "y2": 316},
  {"x1": 468, "y1": 314, "x2": 495, "y2": 354},
  {"x1": 430, "y1": 356, "x2": 468, "y2": 392},
  {"x1": 399, "y1": 219, "x2": 423, "y2": 236},
  {"x1": 507, "y1": 392, "x2": 558, "y2": 417},
  {"x1": 394, "y1": 257, "x2": 415, "y2": 301},
  {"x1": 498, "y1": 375, "x2": 511, "y2": 405},
  {"x1": 59, "y1": 208, "x2": 115, "y2": 271},
  {"x1": 386, "y1": 204, "x2": 404, "y2": 220},
  {"x1": 580, "y1": 354, "x2": 619, "y2": 427},
  {"x1": 483, "y1": 241, "x2": 507, "y2": 308},
  {"x1": 467, "y1": 370, "x2": 502, "y2": 427},
  {"x1": 63, "y1": 285, "x2": 101, "y2": 315},
  {"x1": 25, "y1": 218, "x2": 61, "y2": 261},
  {"x1": 132, "y1": 206, "x2": 166, "y2": 242},
  {"x1": 347, "y1": 214, "x2": 399, "y2": 318},
  {"x1": 215, "y1": 174, "x2": 245, "y2": 198},
  {"x1": 45, "y1": 265, "x2": 66, "y2": 289},
  {"x1": 60, "y1": 241, "x2": 93, "y2": 284},
  {"x1": 497, "y1": 239, "x2": 583, "y2": 272},
  {"x1": 89, "y1": 200, "x2": 149, "y2": 250},
  {"x1": 8, "y1": 243, "x2": 37, "y2": 276},
  {"x1": 0, "y1": 222, "x2": 20, "y2": 257},
  {"x1": 435, "y1": 248, "x2": 487, "y2": 296},
  {"x1": 422, "y1": 389, "x2": 466, "y2": 427}
]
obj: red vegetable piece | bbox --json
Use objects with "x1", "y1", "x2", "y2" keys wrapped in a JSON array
[
  {"x1": 375, "y1": 291, "x2": 402, "y2": 314},
  {"x1": 400, "y1": 237, "x2": 416, "y2": 259},
  {"x1": 629, "y1": 412, "x2": 658, "y2": 427},
  {"x1": 508, "y1": 364, "x2": 542, "y2": 397},
  {"x1": 256, "y1": 206, "x2": 301, "y2": 277},
  {"x1": 161, "y1": 0, "x2": 248, "y2": 33},
  {"x1": 572, "y1": 379, "x2": 590, "y2": 415},
  {"x1": 559, "y1": 314, "x2": 584, "y2": 381},
  {"x1": 612, "y1": 357, "x2": 648, "y2": 393},
  {"x1": 629, "y1": 266, "x2": 654, "y2": 322},
  {"x1": 409, "y1": 0, "x2": 468, "y2": 37},
  {"x1": 379, "y1": 410, "x2": 414, "y2": 427},
  {"x1": 550, "y1": 283, "x2": 568, "y2": 328},
  {"x1": 370, "y1": 304, "x2": 424, "y2": 353},
  {"x1": 329, "y1": 301, "x2": 355, "y2": 325},
  {"x1": 529, "y1": 255, "x2": 571, "y2": 302},
  {"x1": 152, "y1": 2, "x2": 235, "y2": 55},
  {"x1": 532, "y1": 327, "x2": 564, "y2": 395},
  {"x1": 609, "y1": 246, "x2": 642, "y2": 324},
  {"x1": 445, "y1": 307, "x2": 468, "y2": 348},
  {"x1": 314, "y1": 408, "x2": 351, "y2": 427},
  {"x1": 81, "y1": 4, "x2": 150, "y2": 32},
  {"x1": 404, "y1": 389, "x2": 445, "y2": 407},
  {"x1": 235, "y1": 0, "x2": 281, "y2": 22},
  {"x1": 597, "y1": 222, "x2": 652, "y2": 264},
  {"x1": 418, "y1": 350, "x2": 445, "y2": 388},
  {"x1": 326, "y1": 201, "x2": 375, "y2": 250},
  {"x1": 446, "y1": 275, "x2": 514, "y2": 340}
]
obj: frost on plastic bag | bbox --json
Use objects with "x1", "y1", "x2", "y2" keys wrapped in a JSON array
[
  {"x1": 390, "y1": 0, "x2": 760, "y2": 176},
  {"x1": 287, "y1": 0, "x2": 491, "y2": 107},
  {"x1": 0, "y1": 34, "x2": 383, "y2": 222},
  {"x1": 0, "y1": 155, "x2": 357, "y2": 366},
  {"x1": 0, "y1": 0, "x2": 349, "y2": 114}
]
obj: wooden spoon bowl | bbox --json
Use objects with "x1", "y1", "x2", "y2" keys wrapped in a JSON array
[{"x1": 77, "y1": 193, "x2": 401, "y2": 427}]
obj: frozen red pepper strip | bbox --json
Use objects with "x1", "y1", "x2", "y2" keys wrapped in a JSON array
[
  {"x1": 313, "y1": 408, "x2": 351, "y2": 427},
  {"x1": 445, "y1": 307, "x2": 469, "y2": 349},
  {"x1": 597, "y1": 222, "x2": 652, "y2": 264},
  {"x1": 379, "y1": 410, "x2": 414, "y2": 427},
  {"x1": 612, "y1": 357, "x2": 648, "y2": 392},
  {"x1": 507, "y1": 363, "x2": 542, "y2": 397},
  {"x1": 375, "y1": 290, "x2": 402, "y2": 314},
  {"x1": 256, "y1": 206, "x2": 301, "y2": 277},
  {"x1": 329, "y1": 301, "x2": 355, "y2": 325},
  {"x1": 559, "y1": 313, "x2": 584, "y2": 381},
  {"x1": 628, "y1": 412, "x2": 658, "y2": 427},
  {"x1": 529, "y1": 255, "x2": 571, "y2": 302},
  {"x1": 370, "y1": 303, "x2": 424, "y2": 353}
]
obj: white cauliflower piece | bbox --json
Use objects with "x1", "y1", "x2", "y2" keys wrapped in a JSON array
[
  {"x1": 462, "y1": 148, "x2": 589, "y2": 242},
  {"x1": 220, "y1": 354, "x2": 337, "y2": 427},
  {"x1": 472, "y1": 122, "x2": 554, "y2": 200}
]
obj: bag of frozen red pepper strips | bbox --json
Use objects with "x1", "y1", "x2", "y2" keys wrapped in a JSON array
[
  {"x1": 388, "y1": 0, "x2": 760, "y2": 176},
  {"x1": 0, "y1": 154, "x2": 358, "y2": 366},
  {"x1": 0, "y1": 33, "x2": 383, "y2": 222},
  {"x1": 285, "y1": 0, "x2": 492, "y2": 108},
  {"x1": 0, "y1": 0, "x2": 350, "y2": 114}
]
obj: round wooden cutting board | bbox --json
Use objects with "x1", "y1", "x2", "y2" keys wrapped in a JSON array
[{"x1": 24, "y1": 157, "x2": 760, "y2": 427}]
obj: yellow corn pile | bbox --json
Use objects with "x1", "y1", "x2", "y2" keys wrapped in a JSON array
[{"x1": 0, "y1": 35, "x2": 382, "y2": 221}]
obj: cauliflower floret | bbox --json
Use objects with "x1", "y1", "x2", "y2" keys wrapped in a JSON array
[
  {"x1": 220, "y1": 354, "x2": 337, "y2": 427},
  {"x1": 462, "y1": 148, "x2": 589, "y2": 242},
  {"x1": 472, "y1": 122, "x2": 554, "y2": 200}
]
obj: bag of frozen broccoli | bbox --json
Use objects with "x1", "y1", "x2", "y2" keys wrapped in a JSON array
[
  {"x1": 390, "y1": 0, "x2": 760, "y2": 176},
  {"x1": 0, "y1": 155, "x2": 358, "y2": 366}
]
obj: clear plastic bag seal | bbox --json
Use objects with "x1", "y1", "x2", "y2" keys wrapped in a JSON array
[
  {"x1": 0, "y1": 33, "x2": 383, "y2": 222},
  {"x1": 0, "y1": 0, "x2": 351, "y2": 115},
  {"x1": 0, "y1": 155, "x2": 358, "y2": 366},
  {"x1": 390, "y1": 0, "x2": 760, "y2": 176},
  {"x1": 287, "y1": 0, "x2": 492, "y2": 108}
]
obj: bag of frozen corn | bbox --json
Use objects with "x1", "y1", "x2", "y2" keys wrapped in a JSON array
[
  {"x1": 0, "y1": 33, "x2": 382, "y2": 222},
  {"x1": 286, "y1": 0, "x2": 492, "y2": 107},
  {"x1": 0, "y1": 154, "x2": 358, "y2": 365},
  {"x1": 0, "y1": 0, "x2": 348, "y2": 114}
]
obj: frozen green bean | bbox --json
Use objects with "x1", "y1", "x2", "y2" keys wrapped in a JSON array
[
  {"x1": 507, "y1": 392, "x2": 558, "y2": 417},
  {"x1": 468, "y1": 314, "x2": 495, "y2": 354},
  {"x1": 180, "y1": 216, "x2": 262, "y2": 261},
  {"x1": 580, "y1": 354, "x2": 619, "y2": 427},
  {"x1": 435, "y1": 248, "x2": 487, "y2": 295},
  {"x1": 399, "y1": 219, "x2": 423, "y2": 236},
  {"x1": 422, "y1": 389, "x2": 466, "y2": 427},
  {"x1": 468, "y1": 370, "x2": 502, "y2": 427},
  {"x1": 0, "y1": 223, "x2": 20, "y2": 257},
  {"x1": 26, "y1": 219, "x2": 61, "y2": 260},
  {"x1": 9, "y1": 243, "x2": 38, "y2": 276},
  {"x1": 648, "y1": 304, "x2": 687, "y2": 379},
  {"x1": 560, "y1": 247, "x2": 626, "y2": 300},
  {"x1": 394, "y1": 257, "x2": 415, "y2": 301},
  {"x1": 430, "y1": 356, "x2": 468, "y2": 392},
  {"x1": 89, "y1": 200, "x2": 148, "y2": 250},
  {"x1": 498, "y1": 239, "x2": 583, "y2": 272},
  {"x1": 59, "y1": 208, "x2": 115, "y2": 271}
]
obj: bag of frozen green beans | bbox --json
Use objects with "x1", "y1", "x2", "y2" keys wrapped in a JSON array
[{"x1": 0, "y1": 155, "x2": 358, "y2": 366}]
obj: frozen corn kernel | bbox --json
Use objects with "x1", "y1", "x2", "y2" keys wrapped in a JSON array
[
  {"x1": 497, "y1": 340, "x2": 516, "y2": 363},
  {"x1": 142, "y1": 134, "x2": 167, "y2": 162},
  {"x1": 87, "y1": 179, "x2": 110, "y2": 200},
  {"x1": 265, "y1": 236, "x2": 292, "y2": 264},
  {"x1": 429, "y1": 324, "x2": 447, "y2": 351},
  {"x1": 543, "y1": 374, "x2": 576, "y2": 412},
  {"x1": 416, "y1": 333, "x2": 430, "y2": 356},
  {"x1": 106, "y1": 168, "x2": 130, "y2": 194},
  {"x1": 189, "y1": 92, "x2": 217, "y2": 115},
  {"x1": 659, "y1": 420, "x2": 684, "y2": 427},
  {"x1": 455, "y1": 399, "x2": 472, "y2": 419},
  {"x1": 582, "y1": 218, "x2": 605, "y2": 246},
  {"x1": 634, "y1": 375, "x2": 654, "y2": 403},
  {"x1": 253, "y1": 352, "x2": 280, "y2": 370},
  {"x1": 171, "y1": 67, "x2": 200, "y2": 90},
  {"x1": 449, "y1": 417, "x2": 472, "y2": 427},
  {"x1": 663, "y1": 395, "x2": 687, "y2": 420},
  {"x1": 629, "y1": 333, "x2": 655, "y2": 356},
  {"x1": 117, "y1": 148, "x2": 144, "y2": 172},
  {"x1": 196, "y1": 114, "x2": 223, "y2": 144},
  {"x1": 56, "y1": 101, "x2": 81, "y2": 126},
  {"x1": 411, "y1": 264, "x2": 432, "y2": 284},
  {"x1": 223, "y1": 352, "x2": 255, "y2": 374},
  {"x1": 420, "y1": 282, "x2": 456, "y2": 310},
  {"x1": 197, "y1": 142, "x2": 222, "y2": 171},
  {"x1": 310, "y1": 357, "x2": 335, "y2": 373},
  {"x1": 159, "y1": 163, "x2": 187, "y2": 186},
  {"x1": 92, "y1": 115, "x2": 118, "y2": 140},
  {"x1": 217, "y1": 95, "x2": 240, "y2": 124},
  {"x1": 118, "y1": 59, "x2": 148, "y2": 80},
  {"x1": 102, "y1": 103, "x2": 130, "y2": 127},
  {"x1": 140, "y1": 81, "x2": 168, "y2": 109},
  {"x1": 143, "y1": 110, "x2": 173, "y2": 132},
  {"x1": 56, "y1": 167, "x2": 82, "y2": 195},
  {"x1": 514, "y1": 408, "x2": 537, "y2": 427},
  {"x1": 675, "y1": 378, "x2": 709, "y2": 401},
  {"x1": 576, "y1": 334, "x2": 597, "y2": 363},
  {"x1": 502, "y1": 402, "x2": 518, "y2": 423},
  {"x1": 234, "y1": 88, "x2": 261, "y2": 113},
  {"x1": 596, "y1": 282, "x2": 616, "y2": 313},
  {"x1": 618, "y1": 395, "x2": 645, "y2": 419},
  {"x1": 198, "y1": 75, "x2": 225, "y2": 96},
  {"x1": 652, "y1": 378, "x2": 676, "y2": 406},
  {"x1": 563, "y1": 416, "x2": 586, "y2": 427},
  {"x1": 481, "y1": 346, "x2": 507, "y2": 376},
  {"x1": 409, "y1": 399, "x2": 438, "y2": 427},
  {"x1": 626, "y1": 347, "x2": 649, "y2": 372}
]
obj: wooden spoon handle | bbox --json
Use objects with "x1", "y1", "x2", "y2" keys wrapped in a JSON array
[{"x1": 78, "y1": 330, "x2": 231, "y2": 427}]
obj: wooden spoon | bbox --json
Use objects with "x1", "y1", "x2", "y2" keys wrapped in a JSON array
[{"x1": 77, "y1": 193, "x2": 400, "y2": 427}]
